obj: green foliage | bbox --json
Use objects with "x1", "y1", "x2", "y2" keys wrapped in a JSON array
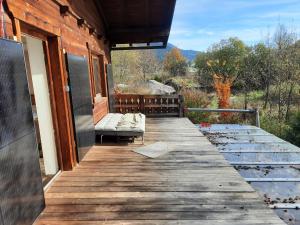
[
  {"x1": 195, "y1": 37, "x2": 248, "y2": 89},
  {"x1": 180, "y1": 89, "x2": 211, "y2": 123},
  {"x1": 261, "y1": 112, "x2": 292, "y2": 140},
  {"x1": 208, "y1": 37, "x2": 248, "y2": 80},
  {"x1": 153, "y1": 75, "x2": 162, "y2": 83},
  {"x1": 167, "y1": 76, "x2": 198, "y2": 90},
  {"x1": 286, "y1": 112, "x2": 300, "y2": 147}
]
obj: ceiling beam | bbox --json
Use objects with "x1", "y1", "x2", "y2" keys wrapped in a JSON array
[
  {"x1": 145, "y1": 0, "x2": 150, "y2": 27},
  {"x1": 164, "y1": 0, "x2": 177, "y2": 45},
  {"x1": 93, "y1": 0, "x2": 108, "y2": 29},
  {"x1": 111, "y1": 45, "x2": 166, "y2": 51},
  {"x1": 122, "y1": 0, "x2": 126, "y2": 27},
  {"x1": 94, "y1": 0, "x2": 176, "y2": 50},
  {"x1": 108, "y1": 27, "x2": 169, "y2": 37}
]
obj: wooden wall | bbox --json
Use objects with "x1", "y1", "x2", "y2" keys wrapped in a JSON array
[
  {"x1": 3, "y1": 0, "x2": 110, "y2": 59},
  {"x1": 0, "y1": 0, "x2": 111, "y2": 170}
]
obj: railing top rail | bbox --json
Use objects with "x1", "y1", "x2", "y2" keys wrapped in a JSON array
[
  {"x1": 187, "y1": 108, "x2": 260, "y2": 127},
  {"x1": 187, "y1": 108, "x2": 257, "y2": 113},
  {"x1": 114, "y1": 94, "x2": 181, "y2": 97}
]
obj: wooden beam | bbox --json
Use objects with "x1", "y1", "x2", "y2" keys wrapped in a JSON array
[
  {"x1": 0, "y1": 0, "x2": 5, "y2": 38},
  {"x1": 110, "y1": 34, "x2": 168, "y2": 46},
  {"x1": 97, "y1": 34, "x2": 103, "y2": 40},
  {"x1": 93, "y1": 0, "x2": 108, "y2": 29},
  {"x1": 111, "y1": 45, "x2": 165, "y2": 51},
  {"x1": 77, "y1": 18, "x2": 85, "y2": 27},
  {"x1": 121, "y1": 0, "x2": 126, "y2": 27},
  {"x1": 89, "y1": 27, "x2": 95, "y2": 35},
  {"x1": 145, "y1": 0, "x2": 150, "y2": 27},
  {"x1": 12, "y1": 18, "x2": 21, "y2": 41},
  {"x1": 108, "y1": 27, "x2": 169, "y2": 38},
  {"x1": 164, "y1": 0, "x2": 177, "y2": 45},
  {"x1": 59, "y1": 5, "x2": 69, "y2": 16},
  {"x1": 48, "y1": 37, "x2": 76, "y2": 170}
]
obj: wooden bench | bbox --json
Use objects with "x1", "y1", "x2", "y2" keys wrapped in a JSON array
[
  {"x1": 95, "y1": 113, "x2": 145, "y2": 144},
  {"x1": 93, "y1": 98, "x2": 145, "y2": 144}
]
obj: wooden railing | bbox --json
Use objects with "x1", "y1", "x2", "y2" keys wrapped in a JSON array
[
  {"x1": 114, "y1": 94, "x2": 184, "y2": 117},
  {"x1": 187, "y1": 108, "x2": 260, "y2": 127}
]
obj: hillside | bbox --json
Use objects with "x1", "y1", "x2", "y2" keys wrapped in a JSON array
[{"x1": 155, "y1": 43, "x2": 199, "y2": 62}]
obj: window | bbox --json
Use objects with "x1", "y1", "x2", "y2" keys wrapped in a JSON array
[
  {"x1": 92, "y1": 56, "x2": 101, "y2": 95},
  {"x1": 90, "y1": 54, "x2": 107, "y2": 105}
]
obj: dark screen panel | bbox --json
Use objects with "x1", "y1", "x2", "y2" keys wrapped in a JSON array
[
  {"x1": 0, "y1": 38, "x2": 44, "y2": 225},
  {"x1": 66, "y1": 54, "x2": 95, "y2": 161}
]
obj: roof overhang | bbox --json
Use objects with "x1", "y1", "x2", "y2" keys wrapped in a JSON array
[{"x1": 94, "y1": 0, "x2": 176, "y2": 50}]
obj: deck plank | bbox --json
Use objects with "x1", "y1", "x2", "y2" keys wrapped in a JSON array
[{"x1": 35, "y1": 118, "x2": 284, "y2": 225}]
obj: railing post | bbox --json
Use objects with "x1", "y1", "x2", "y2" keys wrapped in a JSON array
[
  {"x1": 255, "y1": 108, "x2": 260, "y2": 128},
  {"x1": 178, "y1": 95, "x2": 184, "y2": 117},
  {"x1": 139, "y1": 95, "x2": 145, "y2": 114}
]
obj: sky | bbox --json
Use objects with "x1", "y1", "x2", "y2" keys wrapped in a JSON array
[{"x1": 168, "y1": 0, "x2": 300, "y2": 51}]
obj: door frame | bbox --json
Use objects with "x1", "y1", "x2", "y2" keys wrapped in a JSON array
[{"x1": 19, "y1": 21, "x2": 76, "y2": 170}]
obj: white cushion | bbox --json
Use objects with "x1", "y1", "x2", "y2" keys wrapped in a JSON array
[
  {"x1": 116, "y1": 113, "x2": 145, "y2": 132},
  {"x1": 95, "y1": 113, "x2": 145, "y2": 133},
  {"x1": 95, "y1": 113, "x2": 123, "y2": 131}
]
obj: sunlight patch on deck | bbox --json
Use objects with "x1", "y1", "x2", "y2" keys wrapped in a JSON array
[{"x1": 133, "y1": 142, "x2": 175, "y2": 158}]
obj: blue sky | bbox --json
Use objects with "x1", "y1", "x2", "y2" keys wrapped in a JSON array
[{"x1": 169, "y1": 0, "x2": 300, "y2": 51}]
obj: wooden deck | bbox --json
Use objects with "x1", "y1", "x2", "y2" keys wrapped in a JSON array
[{"x1": 35, "y1": 118, "x2": 285, "y2": 225}]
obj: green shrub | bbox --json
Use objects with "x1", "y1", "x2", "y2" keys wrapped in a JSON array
[
  {"x1": 286, "y1": 112, "x2": 300, "y2": 147},
  {"x1": 153, "y1": 75, "x2": 162, "y2": 83},
  {"x1": 181, "y1": 89, "x2": 211, "y2": 123},
  {"x1": 260, "y1": 112, "x2": 292, "y2": 140}
]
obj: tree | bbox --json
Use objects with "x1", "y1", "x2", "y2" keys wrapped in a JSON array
[
  {"x1": 111, "y1": 50, "x2": 140, "y2": 84},
  {"x1": 238, "y1": 43, "x2": 275, "y2": 109},
  {"x1": 206, "y1": 38, "x2": 248, "y2": 112},
  {"x1": 163, "y1": 48, "x2": 187, "y2": 76},
  {"x1": 286, "y1": 112, "x2": 300, "y2": 147},
  {"x1": 194, "y1": 52, "x2": 212, "y2": 87},
  {"x1": 273, "y1": 24, "x2": 300, "y2": 121},
  {"x1": 137, "y1": 50, "x2": 160, "y2": 81},
  {"x1": 253, "y1": 42, "x2": 276, "y2": 109}
]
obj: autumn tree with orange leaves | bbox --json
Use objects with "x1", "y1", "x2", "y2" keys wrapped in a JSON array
[
  {"x1": 163, "y1": 47, "x2": 188, "y2": 76},
  {"x1": 204, "y1": 38, "x2": 247, "y2": 116}
]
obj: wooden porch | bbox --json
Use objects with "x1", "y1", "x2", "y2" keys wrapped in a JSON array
[{"x1": 35, "y1": 118, "x2": 284, "y2": 225}]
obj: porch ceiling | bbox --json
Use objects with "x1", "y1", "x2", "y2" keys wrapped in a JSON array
[{"x1": 94, "y1": 0, "x2": 176, "y2": 50}]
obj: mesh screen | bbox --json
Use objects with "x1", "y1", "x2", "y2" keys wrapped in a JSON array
[
  {"x1": 66, "y1": 54, "x2": 95, "y2": 161},
  {"x1": 0, "y1": 38, "x2": 44, "y2": 225}
]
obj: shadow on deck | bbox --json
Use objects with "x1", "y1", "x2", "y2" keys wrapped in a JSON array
[{"x1": 35, "y1": 118, "x2": 284, "y2": 225}]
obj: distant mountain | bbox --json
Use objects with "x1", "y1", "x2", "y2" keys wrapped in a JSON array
[{"x1": 155, "y1": 43, "x2": 199, "y2": 62}]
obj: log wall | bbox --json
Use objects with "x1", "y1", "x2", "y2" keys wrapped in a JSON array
[{"x1": 0, "y1": 0, "x2": 111, "y2": 170}]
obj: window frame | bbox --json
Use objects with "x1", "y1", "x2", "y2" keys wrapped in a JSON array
[{"x1": 89, "y1": 52, "x2": 107, "y2": 105}]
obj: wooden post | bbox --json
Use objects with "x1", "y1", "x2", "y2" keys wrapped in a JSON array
[
  {"x1": 0, "y1": 0, "x2": 4, "y2": 38},
  {"x1": 48, "y1": 36, "x2": 76, "y2": 170},
  {"x1": 255, "y1": 108, "x2": 260, "y2": 128},
  {"x1": 12, "y1": 18, "x2": 21, "y2": 41},
  {"x1": 179, "y1": 95, "x2": 184, "y2": 117},
  {"x1": 139, "y1": 95, "x2": 145, "y2": 114}
]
